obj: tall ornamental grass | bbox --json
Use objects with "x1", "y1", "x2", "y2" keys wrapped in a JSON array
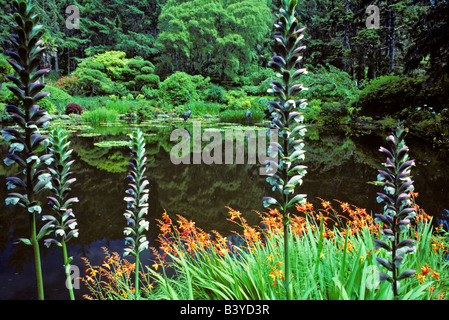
[{"x1": 81, "y1": 107, "x2": 118, "y2": 124}]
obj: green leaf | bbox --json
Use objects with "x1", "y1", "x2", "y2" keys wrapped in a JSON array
[
  {"x1": 287, "y1": 175, "x2": 303, "y2": 187},
  {"x1": 287, "y1": 193, "x2": 307, "y2": 207},
  {"x1": 15, "y1": 238, "x2": 32, "y2": 246},
  {"x1": 262, "y1": 196, "x2": 281, "y2": 208},
  {"x1": 37, "y1": 221, "x2": 54, "y2": 241}
]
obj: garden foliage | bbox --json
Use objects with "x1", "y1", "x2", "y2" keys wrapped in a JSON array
[
  {"x1": 356, "y1": 75, "x2": 449, "y2": 117},
  {"x1": 72, "y1": 51, "x2": 159, "y2": 97},
  {"x1": 2, "y1": 0, "x2": 449, "y2": 302},
  {"x1": 160, "y1": 71, "x2": 210, "y2": 105}
]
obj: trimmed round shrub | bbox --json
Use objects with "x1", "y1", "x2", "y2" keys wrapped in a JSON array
[{"x1": 65, "y1": 102, "x2": 84, "y2": 115}]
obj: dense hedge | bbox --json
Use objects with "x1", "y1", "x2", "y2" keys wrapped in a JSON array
[{"x1": 355, "y1": 75, "x2": 449, "y2": 116}]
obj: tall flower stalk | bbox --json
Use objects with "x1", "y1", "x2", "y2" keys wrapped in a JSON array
[
  {"x1": 43, "y1": 128, "x2": 79, "y2": 300},
  {"x1": 123, "y1": 129, "x2": 150, "y2": 300},
  {"x1": 2, "y1": 0, "x2": 53, "y2": 300},
  {"x1": 374, "y1": 125, "x2": 417, "y2": 299},
  {"x1": 262, "y1": 0, "x2": 308, "y2": 300}
]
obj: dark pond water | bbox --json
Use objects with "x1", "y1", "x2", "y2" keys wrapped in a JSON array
[{"x1": 1, "y1": 119, "x2": 448, "y2": 299}]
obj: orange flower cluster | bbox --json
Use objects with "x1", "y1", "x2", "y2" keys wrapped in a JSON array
[
  {"x1": 416, "y1": 264, "x2": 444, "y2": 299},
  {"x1": 226, "y1": 206, "x2": 263, "y2": 250},
  {"x1": 258, "y1": 199, "x2": 379, "y2": 240},
  {"x1": 81, "y1": 247, "x2": 152, "y2": 300},
  {"x1": 431, "y1": 237, "x2": 447, "y2": 255},
  {"x1": 410, "y1": 192, "x2": 432, "y2": 224},
  {"x1": 154, "y1": 210, "x2": 232, "y2": 262},
  {"x1": 79, "y1": 193, "x2": 444, "y2": 299},
  {"x1": 268, "y1": 260, "x2": 285, "y2": 286}
]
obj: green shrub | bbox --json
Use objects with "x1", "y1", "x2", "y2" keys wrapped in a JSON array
[
  {"x1": 303, "y1": 99, "x2": 322, "y2": 123},
  {"x1": 223, "y1": 89, "x2": 247, "y2": 110},
  {"x1": 298, "y1": 64, "x2": 359, "y2": 107},
  {"x1": 73, "y1": 68, "x2": 115, "y2": 96},
  {"x1": 416, "y1": 78, "x2": 449, "y2": 112},
  {"x1": 0, "y1": 81, "x2": 58, "y2": 115},
  {"x1": 88, "y1": 51, "x2": 130, "y2": 81},
  {"x1": 122, "y1": 57, "x2": 160, "y2": 91},
  {"x1": 49, "y1": 76, "x2": 79, "y2": 95},
  {"x1": 206, "y1": 84, "x2": 226, "y2": 103},
  {"x1": 142, "y1": 86, "x2": 160, "y2": 100},
  {"x1": 321, "y1": 101, "x2": 350, "y2": 124},
  {"x1": 378, "y1": 115, "x2": 400, "y2": 132},
  {"x1": 38, "y1": 99, "x2": 57, "y2": 115},
  {"x1": 160, "y1": 71, "x2": 210, "y2": 105},
  {"x1": 46, "y1": 85, "x2": 72, "y2": 101},
  {"x1": 0, "y1": 53, "x2": 13, "y2": 90},
  {"x1": 128, "y1": 102, "x2": 156, "y2": 120},
  {"x1": 242, "y1": 78, "x2": 272, "y2": 96},
  {"x1": 45, "y1": 85, "x2": 72, "y2": 112},
  {"x1": 73, "y1": 51, "x2": 134, "y2": 96},
  {"x1": 355, "y1": 75, "x2": 422, "y2": 116}
]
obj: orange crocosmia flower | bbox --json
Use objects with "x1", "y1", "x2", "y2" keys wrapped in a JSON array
[
  {"x1": 340, "y1": 202, "x2": 350, "y2": 213},
  {"x1": 296, "y1": 202, "x2": 313, "y2": 213},
  {"x1": 228, "y1": 208, "x2": 242, "y2": 221},
  {"x1": 321, "y1": 200, "x2": 331, "y2": 209},
  {"x1": 268, "y1": 267, "x2": 284, "y2": 285},
  {"x1": 431, "y1": 270, "x2": 440, "y2": 281},
  {"x1": 416, "y1": 273, "x2": 426, "y2": 283},
  {"x1": 162, "y1": 211, "x2": 172, "y2": 224},
  {"x1": 421, "y1": 265, "x2": 431, "y2": 276}
]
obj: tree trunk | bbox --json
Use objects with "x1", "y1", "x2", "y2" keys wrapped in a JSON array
[
  {"x1": 343, "y1": 0, "x2": 350, "y2": 73},
  {"x1": 54, "y1": 47, "x2": 59, "y2": 74},
  {"x1": 389, "y1": 10, "x2": 396, "y2": 72}
]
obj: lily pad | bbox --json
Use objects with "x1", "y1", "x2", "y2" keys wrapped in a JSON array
[{"x1": 94, "y1": 140, "x2": 130, "y2": 148}]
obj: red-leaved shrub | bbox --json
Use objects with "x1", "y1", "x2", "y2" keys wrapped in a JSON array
[{"x1": 65, "y1": 103, "x2": 83, "y2": 115}]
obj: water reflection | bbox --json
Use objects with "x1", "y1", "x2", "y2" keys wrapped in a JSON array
[{"x1": 0, "y1": 121, "x2": 448, "y2": 299}]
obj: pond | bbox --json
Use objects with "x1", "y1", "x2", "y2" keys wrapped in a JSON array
[{"x1": 1, "y1": 118, "x2": 448, "y2": 299}]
